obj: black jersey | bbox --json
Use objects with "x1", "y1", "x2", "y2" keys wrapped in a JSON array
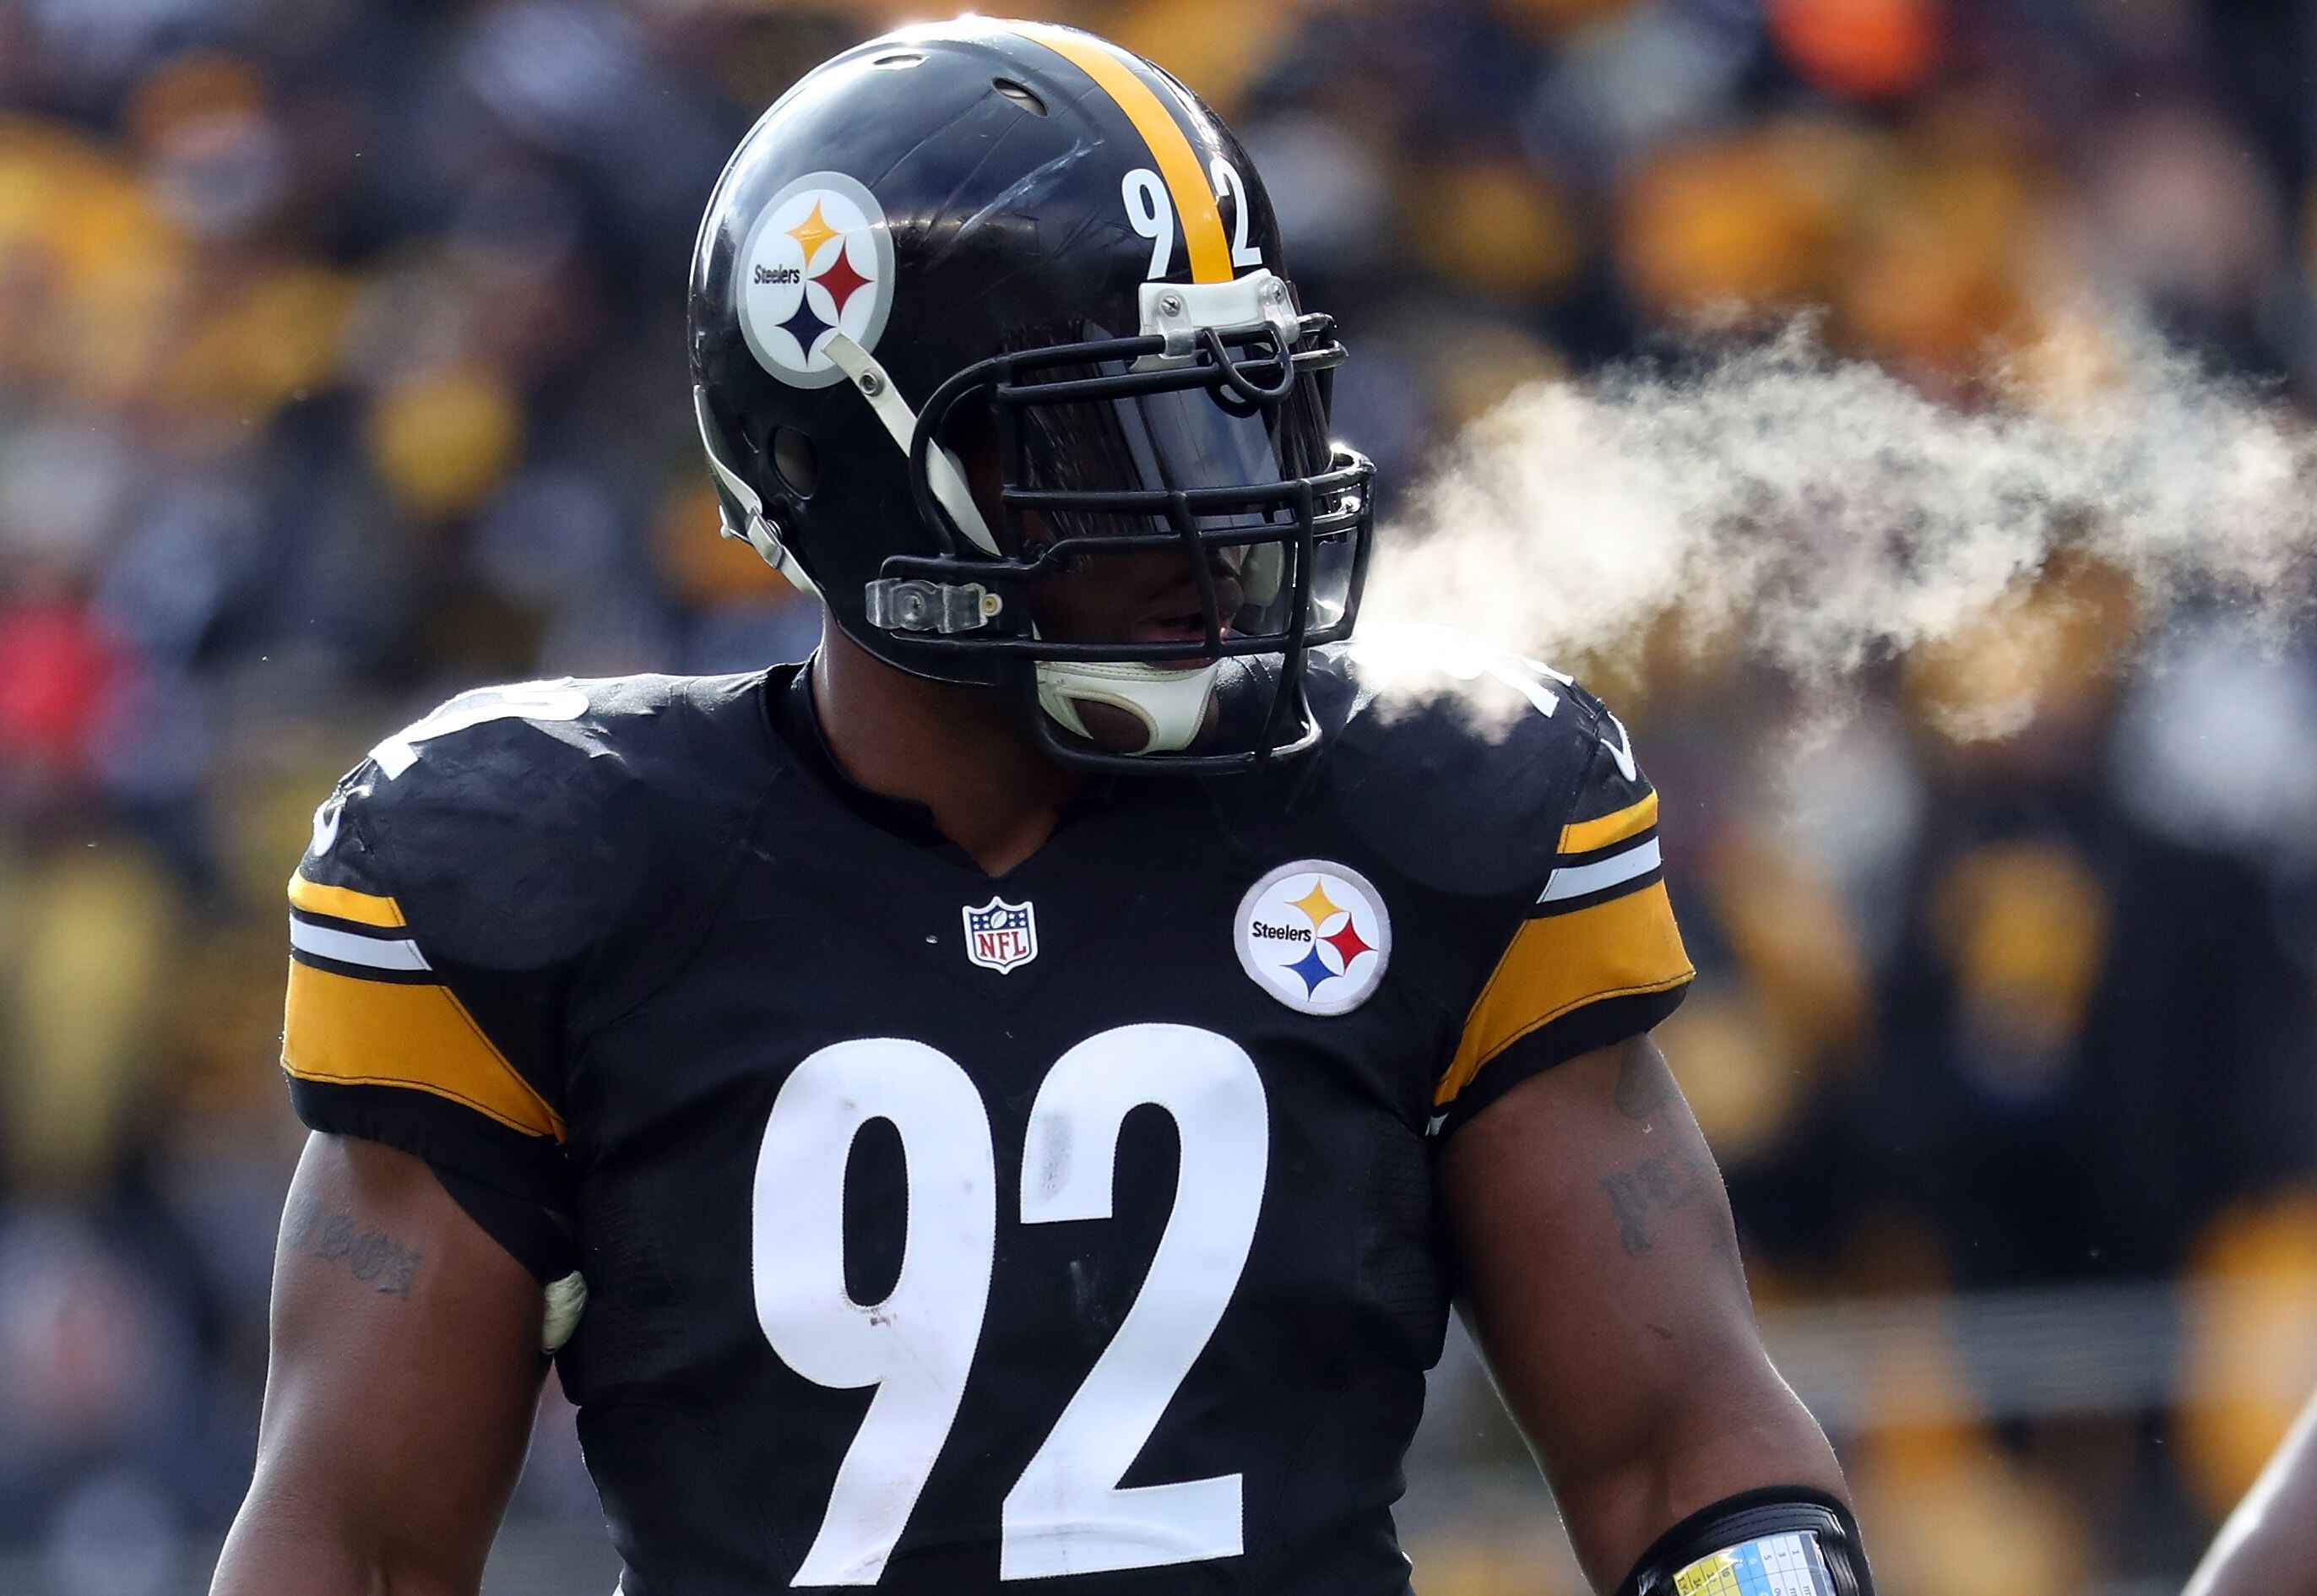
[{"x1": 279, "y1": 641, "x2": 1691, "y2": 1596}]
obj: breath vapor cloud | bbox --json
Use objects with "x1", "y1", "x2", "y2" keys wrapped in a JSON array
[{"x1": 1364, "y1": 319, "x2": 2317, "y2": 717}]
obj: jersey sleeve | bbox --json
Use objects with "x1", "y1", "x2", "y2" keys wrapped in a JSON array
[
  {"x1": 280, "y1": 722, "x2": 596, "y2": 1213},
  {"x1": 1432, "y1": 708, "x2": 1695, "y2": 1135}
]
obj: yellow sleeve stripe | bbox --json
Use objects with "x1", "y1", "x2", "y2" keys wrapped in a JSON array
[
  {"x1": 1560, "y1": 790, "x2": 1658, "y2": 855},
  {"x1": 288, "y1": 871, "x2": 406, "y2": 928},
  {"x1": 1011, "y1": 23, "x2": 1232, "y2": 283},
  {"x1": 282, "y1": 960, "x2": 566, "y2": 1141},
  {"x1": 1437, "y1": 879, "x2": 1694, "y2": 1106}
]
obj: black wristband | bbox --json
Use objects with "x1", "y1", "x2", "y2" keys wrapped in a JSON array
[{"x1": 1616, "y1": 1486, "x2": 1872, "y2": 1596}]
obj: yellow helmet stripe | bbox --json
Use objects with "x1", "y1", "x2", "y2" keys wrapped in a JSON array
[{"x1": 1009, "y1": 24, "x2": 1232, "y2": 284}]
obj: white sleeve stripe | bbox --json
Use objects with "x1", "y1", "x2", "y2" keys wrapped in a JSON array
[
  {"x1": 1538, "y1": 836, "x2": 1662, "y2": 904},
  {"x1": 289, "y1": 917, "x2": 433, "y2": 972}
]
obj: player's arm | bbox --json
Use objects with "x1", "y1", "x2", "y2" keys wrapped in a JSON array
[
  {"x1": 210, "y1": 1133, "x2": 546, "y2": 1596},
  {"x1": 1430, "y1": 691, "x2": 1864, "y2": 1593},
  {"x1": 214, "y1": 709, "x2": 604, "y2": 1593},
  {"x1": 1441, "y1": 1034, "x2": 1854, "y2": 1593},
  {"x1": 2184, "y1": 1386, "x2": 2317, "y2": 1596}
]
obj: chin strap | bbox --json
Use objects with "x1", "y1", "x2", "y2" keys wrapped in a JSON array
[
  {"x1": 1036, "y1": 658, "x2": 1223, "y2": 753},
  {"x1": 695, "y1": 387, "x2": 821, "y2": 596},
  {"x1": 822, "y1": 334, "x2": 997, "y2": 556},
  {"x1": 704, "y1": 342, "x2": 1231, "y2": 757},
  {"x1": 819, "y1": 334, "x2": 1224, "y2": 755}
]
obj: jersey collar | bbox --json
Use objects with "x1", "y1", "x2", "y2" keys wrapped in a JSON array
[
  {"x1": 765, "y1": 661, "x2": 953, "y2": 848},
  {"x1": 761, "y1": 659, "x2": 1154, "y2": 859}
]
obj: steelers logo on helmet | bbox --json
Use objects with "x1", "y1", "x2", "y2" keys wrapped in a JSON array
[
  {"x1": 1235, "y1": 860, "x2": 1392, "y2": 1017},
  {"x1": 736, "y1": 171, "x2": 895, "y2": 389}
]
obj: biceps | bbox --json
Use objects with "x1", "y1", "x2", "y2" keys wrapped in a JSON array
[
  {"x1": 1440, "y1": 1038, "x2": 1759, "y2": 1455},
  {"x1": 255, "y1": 1135, "x2": 546, "y2": 1559}
]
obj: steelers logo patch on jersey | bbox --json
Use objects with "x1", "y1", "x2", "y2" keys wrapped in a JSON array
[
  {"x1": 736, "y1": 171, "x2": 895, "y2": 389},
  {"x1": 1234, "y1": 860, "x2": 1392, "y2": 1016}
]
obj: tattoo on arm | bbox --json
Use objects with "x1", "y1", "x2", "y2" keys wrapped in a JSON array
[
  {"x1": 1597, "y1": 1149, "x2": 1712, "y2": 1257},
  {"x1": 282, "y1": 1194, "x2": 424, "y2": 1300}
]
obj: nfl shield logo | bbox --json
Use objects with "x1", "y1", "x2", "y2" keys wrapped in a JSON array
[{"x1": 962, "y1": 895, "x2": 1039, "y2": 974}]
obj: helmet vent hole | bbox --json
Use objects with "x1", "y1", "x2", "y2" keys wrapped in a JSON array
[
  {"x1": 871, "y1": 52, "x2": 924, "y2": 69},
  {"x1": 772, "y1": 426, "x2": 819, "y2": 499},
  {"x1": 992, "y1": 78, "x2": 1048, "y2": 116}
]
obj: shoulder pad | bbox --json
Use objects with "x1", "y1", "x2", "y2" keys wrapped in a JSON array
[
  {"x1": 1311, "y1": 630, "x2": 1644, "y2": 899},
  {"x1": 305, "y1": 675, "x2": 752, "y2": 971}
]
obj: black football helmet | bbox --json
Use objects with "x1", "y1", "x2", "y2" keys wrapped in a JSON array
[{"x1": 689, "y1": 17, "x2": 1374, "y2": 772}]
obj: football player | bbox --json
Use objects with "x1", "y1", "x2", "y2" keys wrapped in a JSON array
[
  {"x1": 213, "y1": 19, "x2": 1870, "y2": 1596},
  {"x1": 2184, "y1": 1387, "x2": 2317, "y2": 1596}
]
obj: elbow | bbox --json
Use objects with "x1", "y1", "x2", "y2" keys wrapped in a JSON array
[
  {"x1": 1663, "y1": 1349, "x2": 1849, "y2": 1502},
  {"x1": 213, "y1": 1480, "x2": 480, "y2": 1596},
  {"x1": 1556, "y1": 1354, "x2": 1849, "y2": 1588}
]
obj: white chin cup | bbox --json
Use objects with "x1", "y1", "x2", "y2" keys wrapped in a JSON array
[{"x1": 1036, "y1": 659, "x2": 1222, "y2": 754}]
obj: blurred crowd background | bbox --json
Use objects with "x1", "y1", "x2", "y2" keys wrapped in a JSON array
[{"x1": 3, "y1": 0, "x2": 2316, "y2": 1592}]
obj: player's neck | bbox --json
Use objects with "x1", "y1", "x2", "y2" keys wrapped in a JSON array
[{"x1": 809, "y1": 628, "x2": 1080, "y2": 877}]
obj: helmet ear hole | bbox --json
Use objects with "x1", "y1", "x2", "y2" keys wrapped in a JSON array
[{"x1": 771, "y1": 426, "x2": 819, "y2": 499}]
